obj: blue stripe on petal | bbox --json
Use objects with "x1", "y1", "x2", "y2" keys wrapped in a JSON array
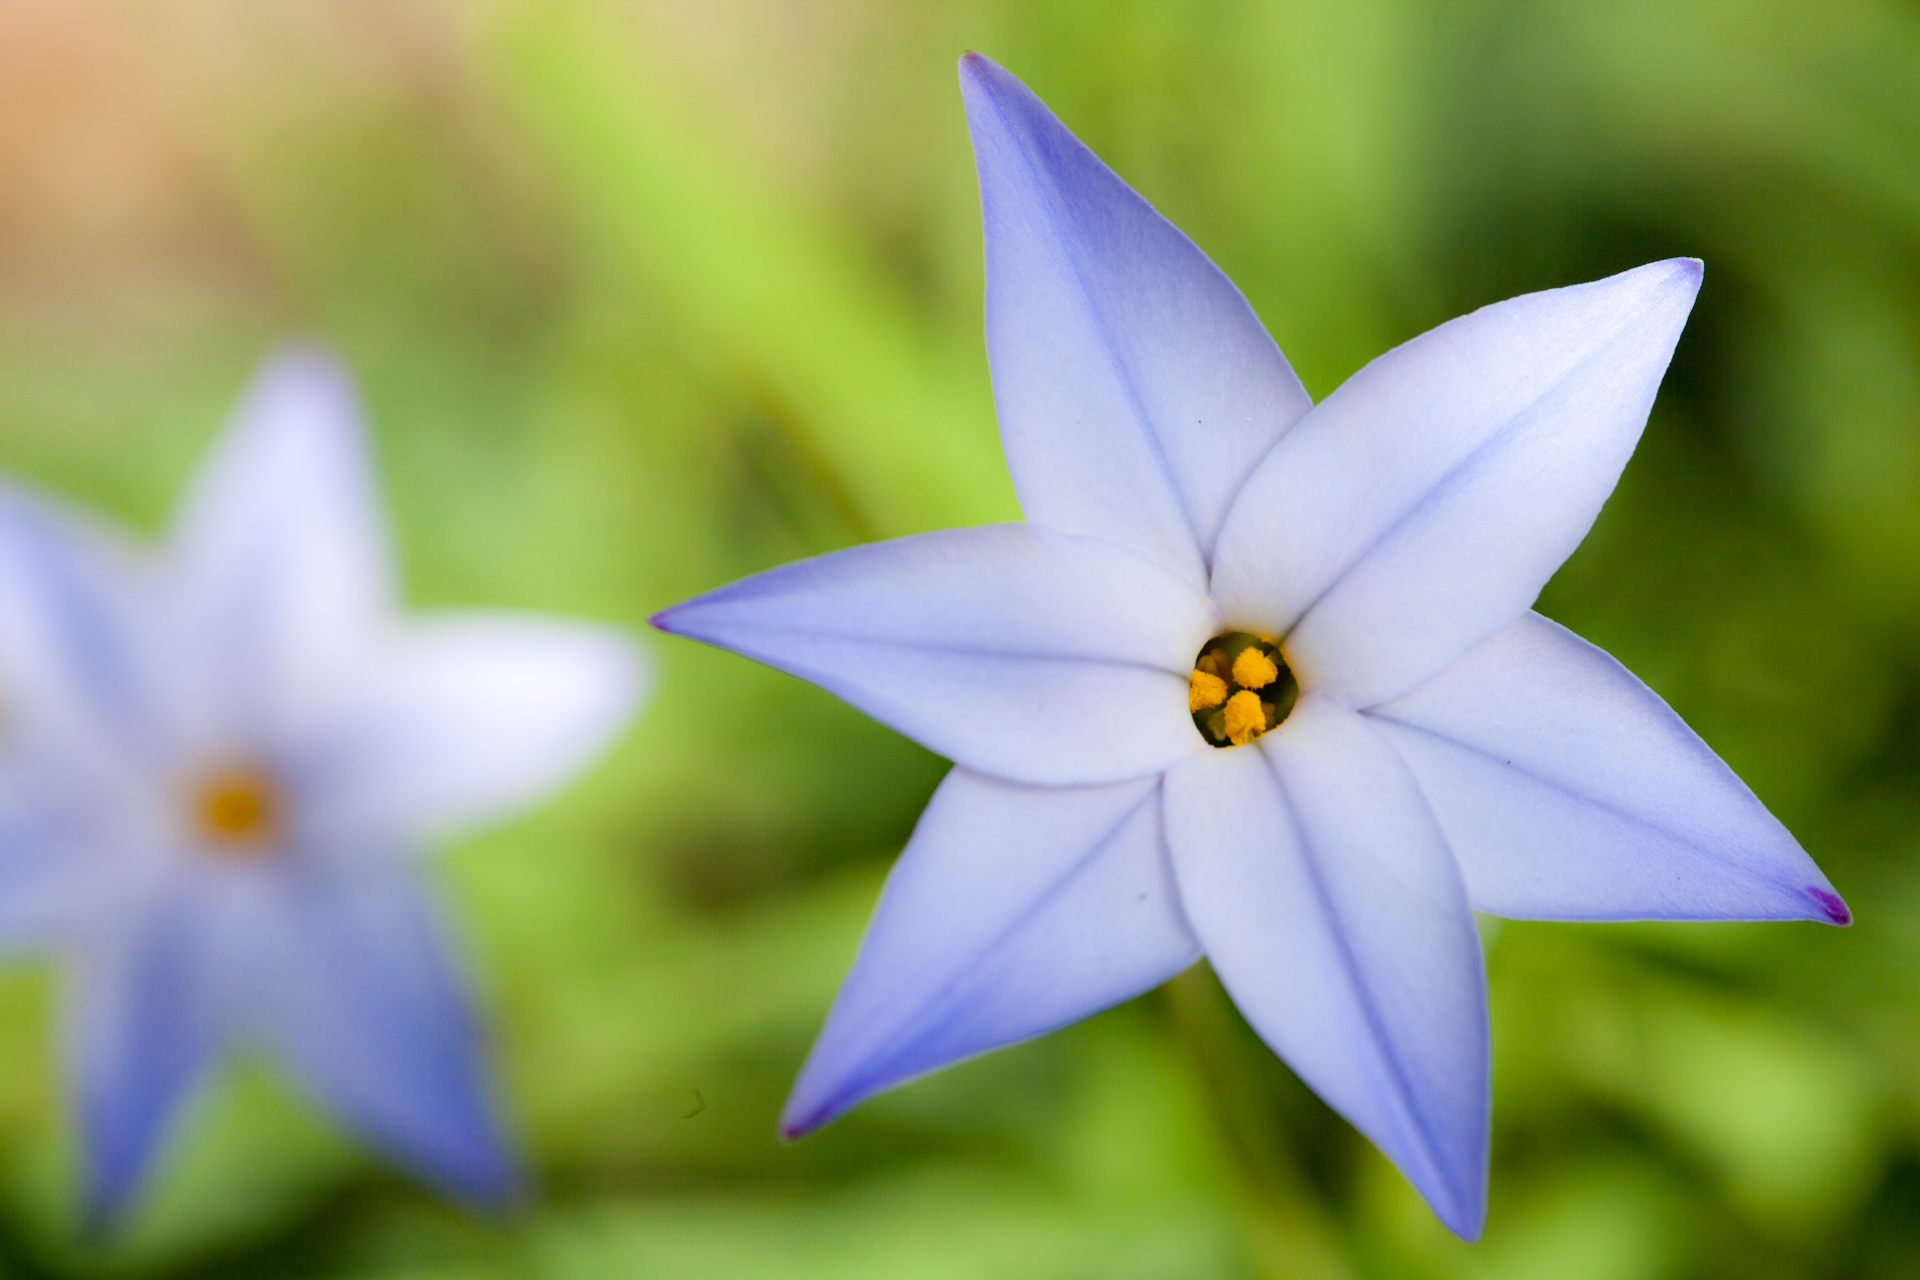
[
  {"x1": 1212, "y1": 259, "x2": 1703, "y2": 706},
  {"x1": 783, "y1": 767, "x2": 1199, "y2": 1136},
  {"x1": 1165, "y1": 697, "x2": 1490, "y2": 1239},
  {"x1": 961, "y1": 54, "x2": 1312, "y2": 584},
  {"x1": 655, "y1": 525, "x2": 1214, "y2": 787},
  {"x1": 1369, "y1": 611, "x2": 1846, "y2": 925}
]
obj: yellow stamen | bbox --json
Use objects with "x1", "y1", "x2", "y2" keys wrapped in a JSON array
[
  {"x1": 1188, "y1": 669, "x2": 1228, "y2": 712},
  {"x1": 192, "y1": 765, "x2": 282, "y2": 858},
  {"x1": 1223, "y1": 690, "x2": 1268, "y2": 745},
  {"x1": 1189, "y1": 631, "x2": 1299, "y2": 749},
  {"x1": 1231, "y1": 646, "x2": 1279, "y2": 690}
]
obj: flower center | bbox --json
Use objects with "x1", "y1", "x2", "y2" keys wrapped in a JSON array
[
  {"x1": 190, "y1": 764, "x2": 283, "y2": 859},
  {"x1": 1188, "y1": 632, "x2": 1297, "y2": 747}
]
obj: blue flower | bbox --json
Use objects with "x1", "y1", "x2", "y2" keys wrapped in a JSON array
[
  {"x1": 653, "y1": 54, "x2": 1846, "y2": 1238},
  {"x1": 0, "y1": 349, "x2": 645, "y2": 1221}
]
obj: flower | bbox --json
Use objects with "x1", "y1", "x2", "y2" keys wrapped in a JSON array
[
  {"x1": 651, "y1": 53, "x2": 1847, "y2": 1238},
  {"x1": 0, "y1": 349, "x2": 645, "y2": 1221}
]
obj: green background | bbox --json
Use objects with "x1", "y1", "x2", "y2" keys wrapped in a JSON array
[{"x1": 0, "y1": 1, "x2": 1916, "y2": 1276}]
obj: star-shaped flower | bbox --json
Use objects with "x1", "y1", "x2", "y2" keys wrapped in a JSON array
[
  {"x1": 0, "y1": 349, "x2": 645, "y2": 1221},
  {"x1": 653, "y1": 54, "x2": 1847, "y2": 1237}
]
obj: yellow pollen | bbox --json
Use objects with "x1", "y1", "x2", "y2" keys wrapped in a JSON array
[
  {"x1": 1223, "y1": 690, "x2": 1269, "y2": 745},
  {"x1": 1188, "y1": 669, "x2": 1228, "y2": 712},
  {"x1": 1190, "y1": 631, "x2": 1299, "y2": 748},
  {"x1": 1231, "y1": 646, "x2": 1279, "y2": 690},
  {"x1": 191, "y1": 766, "x2": 282, "y2": 858}
]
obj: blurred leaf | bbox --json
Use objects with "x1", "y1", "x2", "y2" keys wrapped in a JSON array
[{"x1": 488, "y1": 0, "x2": 1016, "y2": 540}]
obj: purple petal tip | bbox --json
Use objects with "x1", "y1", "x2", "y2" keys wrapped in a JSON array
[
  {"x1": 1808, "y1": 886, "x2": 1851, "y2": 926},
  {"x1": 778, "y1": 1095, "x2": 837, "y2": 1142},
  {"x1": 958, "y1": 50, "x2": 1007, "y2": 94}
]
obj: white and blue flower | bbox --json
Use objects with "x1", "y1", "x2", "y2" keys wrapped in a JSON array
[
  {"x1": 0, "y1": 349, "x2": 645, "y2": 1221},
  {"x1": 653, "y1": 54, "x2": 1847, "y2": 1238}
]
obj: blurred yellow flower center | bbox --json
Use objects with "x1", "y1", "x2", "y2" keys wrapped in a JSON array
[
  {"x1": 191, "y1": 765, "x2": 283, "y2": 858},
  {"x1": 1189, "y1": 633, "x2": 1297, "y2": 748}
]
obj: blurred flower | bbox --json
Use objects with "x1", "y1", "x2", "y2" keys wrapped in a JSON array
[
  {"x1": 0, "y1": 349, "x2": 645, "y2": 1222},
  {"x1": 653, "y1": 54, "x2": 1846, "y2": 1239}
]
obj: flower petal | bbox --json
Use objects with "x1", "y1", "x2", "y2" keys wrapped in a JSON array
[
  {"x1": 784, "y1": 766, "x2": 1198, "y2": 1136},
  {"x1": 1369, "y1": 612, "x2": 1847, "y2": 924},
  {"x1": 654, "y1": 525, "x2": 1216, "y2": 786},
  {"x1": 260, "y1": 867, "x2": 516, "y2": 1203},
  {"x1": 1211, "y1": 259, "x2": 1703, "y2": 707},
  {"x1": 166, "y1": 347, "x2": 396, "y2": 747},
  {"x1": 300, "y1": 613, "x2": 644, "y2": 842},
  {"x1": 0, "y1": 766, "x2": 125, "y2": 951},
  {"x1": 0, "y1": 483, "x2": 161, "y2": 768},
  {"x1": 67, "y1": 882, "x2": 227, "y2": 1224},
  {"x1": 1164, "y1": 695, "x2": 1489, "y2": 1239},
  {"x1": 961, "y1": 53, "x2": 1313, "y2": 585}
]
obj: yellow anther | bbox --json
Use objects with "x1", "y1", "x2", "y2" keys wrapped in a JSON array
[
  {"x1": 1189, "y1": 669, "x2": 1228, "y2": 712},
  {"x1": 1223, "y1": 690, "x2": 1268, "y2": 745},
  {"x1": 192, "y1": 765, "x2": 282, "y2": 858},
  {"x1": 1196, "y1": 650, "x2": 1231, "y2": 681},
  {"x1": 1232, "y1": 646, "x2": 1279, "y2": 690}
]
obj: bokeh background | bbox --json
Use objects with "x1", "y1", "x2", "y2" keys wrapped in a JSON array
[{"x1": 0, "y1": 0, "x2": 1917, "y2": 1275}]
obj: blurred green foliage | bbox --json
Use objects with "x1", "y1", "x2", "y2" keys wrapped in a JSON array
[{"x1": 0, "y1": 0, "x2": 1918, "y2": 1276}]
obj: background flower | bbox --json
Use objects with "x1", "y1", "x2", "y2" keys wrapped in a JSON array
[
  {"x1": 0, "y1": 1, "x2": 1916, "y2": 1277},
  {"x1": 0, "y1": 347, "x2": 645, "y2": 1225}
]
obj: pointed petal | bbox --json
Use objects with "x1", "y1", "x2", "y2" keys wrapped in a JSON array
[
  {"x1": 784, "y1": 766, "x2": 1198, "y2": 1135},
  {"x1": 0, "y1": 483, "x2": 161, "y2": 766},
  {"x1": 167, "y1": 347, "x2": 396, "y2": 745},
  {"x1": 0, "y1": 777, "x2": 64, "y2": 948},
  {"x1": 0, "y1": 767, "x2": 122, "y2": 950},
  {"x1": 654, "y1": 525, "x2": 1215, "y2": 786},
  {"x1": 262, "y1": 868, "x2": 516, "y2": 1203},
  {"x1": 1369, "y1": 612, "x2": 1846, "y2": 924},
  {"x1": 1164, "y1": 697, "x2": 1489, "y2": 1238},
  {"x1": 67, "y1": 884, "x2": 226, "y2": 1223},
  {"x1": 301, "y1": 614, "x2": 645, "y2": 841},
  {"x1": 1211, "y1": 259, "x2": 1703, "y2": 707},
  {"x1": 962, "y1": 53, "x2": 1313, "y2": 584}
]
